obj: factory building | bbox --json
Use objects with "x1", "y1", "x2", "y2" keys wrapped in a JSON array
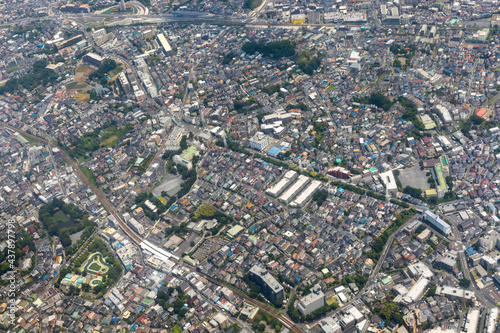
[
  {"x1": 266, "y1": 170, "x2": 298, "y2": 197},
  {"x1": 279, "y1": 174, "x2": 310, "y2": 204},
  {"x1": 290, "y1": 180, "x2": 322, "y2": 207}
]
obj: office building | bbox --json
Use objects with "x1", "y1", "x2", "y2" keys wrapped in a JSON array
[{"x1": 423, "y1": 211, "x2": 451, "y2": 235}]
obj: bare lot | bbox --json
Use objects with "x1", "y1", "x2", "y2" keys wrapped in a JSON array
[{"x1": 399, "y1": 166, "x2": 431, "y2": 191}]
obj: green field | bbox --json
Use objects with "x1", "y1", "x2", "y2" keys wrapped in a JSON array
[
  {"x1": 6, "y1": 66, "x2": 19, "y2": 74},
  {"x1": 54, "y1": 210, "x2": 76, "y2": 228},
  {"x1": 54, "y1": 210, "x2": 69, "y2": 222}
]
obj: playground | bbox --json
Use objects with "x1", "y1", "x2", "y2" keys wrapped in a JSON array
[{"x1": 81, "y1": 252, "x2": 110, "y2": 276}]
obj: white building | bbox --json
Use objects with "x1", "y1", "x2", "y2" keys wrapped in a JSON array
[
  {"x1": 297, "y1": 285, "x2": 325, "y2": 315},
  {"x1": 266, "y1": 170, "x2": 298, "y2": 197},
  {"x1": 379, "y1": 170, "x2": 398, "y2": 193},
  {"x1": 423, "y1": 211, "x2": 451, "y2": 235},
  {"x1": 249, "y1": 132, "x2": 270, "y2": 151},
  {"x1": 401, "y1": 277, "x2": 429, "y2": 304},
  {"x1": 157, "y1": 33, "x2": 174, "y2": 56}
]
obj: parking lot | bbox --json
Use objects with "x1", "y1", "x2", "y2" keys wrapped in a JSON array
[{"x1": 191, "y1": 237, "x2": 229, "y2": 261}]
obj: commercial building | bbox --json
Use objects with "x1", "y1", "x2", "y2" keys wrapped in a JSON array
[
  {"x1": 435, "y1": 286, "x2": 476, "y2": 305},
  {"x1": 484, "y1": 308, "x2": 499, "y2": 333},
  {"x1": 249, "y1": 266, "x2": 285, "y2": 304},
  {"x1": 318, "y1": 317, "x2": 342, "y2": 333},
  {"x1": 83, "y1": 53, "x2": 105, "y2": 67},
  {"x1": 464, "y1": 308, "x2": 480, "y2": 333},
  {"x1": 423, "y1": 211, "x2": 451, "y2": 235},
  {"x1": 291, "y1": 180, "x2": 322, "y2": 207},
  {"x1": 249, "y1": 132, "x2": 270, "y2": 151},
  {"x1": 401, "y1": 277, "x2": 429, "y2": 304},
  {"x1": 297, "y1": 285, "x2": 325, "y2": 316},
  {"x1": 128, "y1": 218, "x2": 145, "y2": 235},
  {"x1": 266, "y1": 170, "x2": 298, "y2": 197},
  {"x1": 279, "y1": 174, "x2": 310, "y2": 204},
  {"x1": 157, "y1": 33, "x2": 174, "y2": 57}
]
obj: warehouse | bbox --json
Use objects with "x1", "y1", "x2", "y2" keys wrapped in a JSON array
[
  {"x1": 279, "y1": 175, "x2": 310, "y2": 204},
  {"x1": 266, "y1": 170, "x2": 298, "y2": 197},
  {"x1": 290, "y1": 180, "x2": 322, "y2": 207}
]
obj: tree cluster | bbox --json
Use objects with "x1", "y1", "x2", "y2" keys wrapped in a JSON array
[
  {"x1": 0, "y1": 59, "x2": 58, "y2": 94},
  {"x1": 242, "y1": 40, "x2": 296, "y2": 59},
  {"x1": 39, "y1": 198, "x2": 95, "y2": 249},
  {"x1": 298, "y1": 51, "x2": 322, "y2": 75},
  {"x1": 367, "y1": 209, "x2": 417, "y2": 261},
  {"x1": 372, "y1": 302, "x2": 404, "y2": 325},
  {"x1": 67, "y1": 121, "x2": 133, "y2": 159},
  {"x1": 89, "y1": 59, "x2": 118, "y2": 86},
  {"x1": 354, "y1": 92, "x2": 393, "y2": 111}
]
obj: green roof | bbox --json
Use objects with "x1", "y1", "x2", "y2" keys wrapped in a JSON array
[
  {"x1": 381, "y1": 276, "x2": 391, "y2": 285},
  {"x1": 227, "y1": 225, "x2": 244, "y2": 237},
  {"x1": 181, "y1": 146, "x2": 199, "y2": 159}
]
